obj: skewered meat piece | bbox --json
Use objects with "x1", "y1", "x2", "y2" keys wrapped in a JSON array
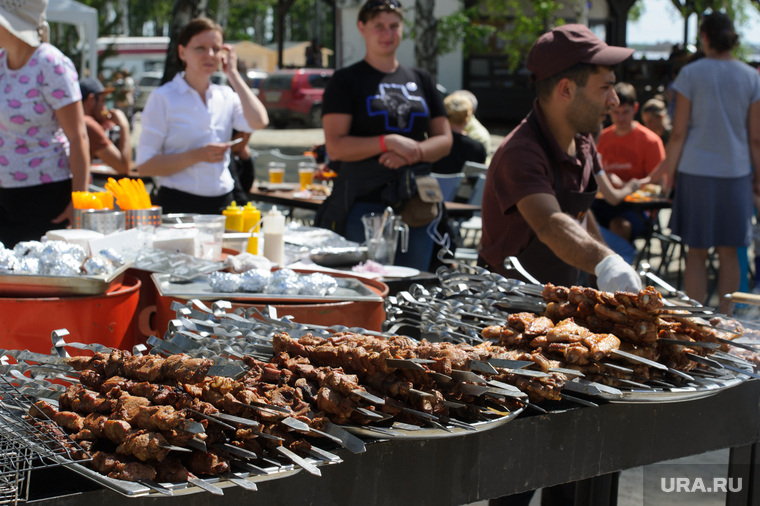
[
  {"x1": 29, "y1": 399, "x2": 57, "y2": 419},
  {"x1": 53, "y1": 411, "x2": 85, "y2": 433},
  {"x1": 67, "y1": 349, "x2": 132, "y2": 377},
  {"x1": 160, "y1": 354, "x2": 213, "y2": 383},
  {"x1": 89, "y1": 451, "x2": 157, "y2": 482},
  {"x1": 113, "y1": 392, "x2": 152, "y2": 425},
  {"x1": 507, "y1": 312, "x2": 555, "y2": 336},
  {"x1": 183, "y1": 450, "x2": 229, "y2": 476},
  {"x1": 59, "y1": 385, "x2": 117, "y2": 414},
  {"x1": 316, "y1": 387, "x2": 358, "y2": 425},
  {"x1": 659, "y1": 314, "x2": 730, "y2": 350},
  {"x1": 70, "y1": 351, "x2": 213, "y2": 384},
  {"x1": 543, "y1": 319, "x2": 621, "y2": 360},
  {"x1": 542, "y1": 284, "x2": 664, "y2": 312},
  {"x1": 133, "y1": 405, "x2": 189, "y2": 432},
  {"x1": 620, "y1": 342, "x2": 660, "y2": 362},
  {"x1": 103, "y1": 419, "x2": 132, "y2": 444},
  {"x1": 29, "y1": 400, "x2": 86, "y2": 433},
  {"x1": 495, "y1": 371, "x2": 566, "y2": 402},
  {"x1": 544, "y1": 342, "x2": 592, "y2": 365},
  {"x1": 154, "y1": 457, "x2": 191, "y2": 483},
  {"x1": 116, "y1": 430, "x2": 171, "y2": 462}
]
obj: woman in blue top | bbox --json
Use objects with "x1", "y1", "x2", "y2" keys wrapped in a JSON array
[
  {"x1": 318, "y1": 0, "x2": 452, "y2": 271},
  {"x1": 657, "y1": 11, "x2": 760, "y2": 312}
]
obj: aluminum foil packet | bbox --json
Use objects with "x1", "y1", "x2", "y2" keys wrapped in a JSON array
[
  {"x1": 16, "y1": 257, "x2": 41, "y2": 274},
  {"x1": 264, "y1": 268, "x2": 301, "y2": 295},
  {"x1": 13, "y1": 241, "x2": 45, "y2": 258},
  {"x1": 299, "y1": 272, "x2": 338, "y2": 296},
  {"x1": 240, "y1": 268, "x2": 272, "y2": 293},
  {"x1": 0, "y1": 249, "x2": 19, "y2": 271},
  {"x1": 98, "y1": 248, "x2": 125, "y2": 267},
  {"x1": 208, "y1": 272, "x2": 242, "y2": 293},
  {"x1": 83, "y1": 255, "x2": 115, "y2": 276},
  {"x1": 44, "y1": 254, "x2": 83, "y2": 276}
]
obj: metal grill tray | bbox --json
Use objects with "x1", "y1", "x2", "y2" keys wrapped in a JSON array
[
  {"x1": 342, "y1": 407, "x2": 524, "y2": 440},
  {"x1": 588, "y1": 376, "x2": 745, "y2": 404},
  {"x1": 0, "y1": 353, "x2": 343, "y2": 499},
  {"x1": 152, "y1": 272, "x2": 384, "y2": 303},
  {"x1": 0, "y1": 263, "x2": 130, "y2": 297},
  {"x1": 63, "y1": 455, "x2": 339, "y2": 498}
]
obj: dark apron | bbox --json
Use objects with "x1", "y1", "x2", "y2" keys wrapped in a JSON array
[{"x1": 482, "y1": 113, "x2": 598, "y2": 286}]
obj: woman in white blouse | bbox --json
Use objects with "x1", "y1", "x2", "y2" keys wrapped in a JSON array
[{"x1": 136, "y1": 17, "x2": 268, "y2": 214}]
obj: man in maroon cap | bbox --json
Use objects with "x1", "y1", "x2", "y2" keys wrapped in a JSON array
[{"x1": 479, "y1": 24, "x2": 641, "y2": 292}]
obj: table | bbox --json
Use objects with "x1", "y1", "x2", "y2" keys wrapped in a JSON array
[
  {"x1": 26, "y1": 379, "x2": 760, "y2": 505},
  {"x1": 249, "y1": 184, "x2": 480, "y2": 218},
  {"x1": 618, "y1": 196, "x2": 682, "y2": 284}
]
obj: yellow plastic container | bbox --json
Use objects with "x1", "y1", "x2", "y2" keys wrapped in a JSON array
[
  {"x1": 223, "y1": 201, "x2": 244, "y2": 231},
  {"x1": 242, "y1": 202, "x2": 261, "y2": 254}
]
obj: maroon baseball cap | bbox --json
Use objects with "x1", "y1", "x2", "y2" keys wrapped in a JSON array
[{"x1": 526, "y1": 24, "x2": 634, "y2": 82}]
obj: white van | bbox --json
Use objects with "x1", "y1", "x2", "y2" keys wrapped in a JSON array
[{"x1": 97, "y1": 36, "x2": 169, "y2": 83}]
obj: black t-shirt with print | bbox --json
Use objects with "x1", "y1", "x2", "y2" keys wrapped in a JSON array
[{"x1": 322, "y1": 60, "x2": 446, "y2": 141}]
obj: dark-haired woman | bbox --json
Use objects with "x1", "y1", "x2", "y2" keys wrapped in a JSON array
[
  {"x1": 136, "y1": 17, "x2": 268, "y2": 214},
  {"x1": 657, "y1": 11, "x2": 760, "y2": 312},
  {"x1": 317, "y1": 0, "x2": 452, "y2": 271}
]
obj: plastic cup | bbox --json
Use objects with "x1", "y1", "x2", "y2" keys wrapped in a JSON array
[
  {"x1": 193, "y1": 215, "x2": 226, "y2": 261},
  {"x1": 298, "y1": 162, "x2": 315, "y2": 190},
  {"x1": 268, "y1": 162, "x2": 286, "y2": 184}
]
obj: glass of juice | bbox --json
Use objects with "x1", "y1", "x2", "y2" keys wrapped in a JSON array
[{"x1": 268, "y1": 161, "x2": 286, "y2": 184}]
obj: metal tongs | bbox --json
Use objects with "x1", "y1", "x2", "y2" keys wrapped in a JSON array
[{"x1": 503, "y1": 257, "x2": 543, "y2": 286}]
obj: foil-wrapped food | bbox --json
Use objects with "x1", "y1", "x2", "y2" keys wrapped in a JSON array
[
  {"x1": 0, "y1": 240, "x2": 119, "y2": 277},
  {"x1": 207, "y1": 268, "x2": 338, "y2": 296}
]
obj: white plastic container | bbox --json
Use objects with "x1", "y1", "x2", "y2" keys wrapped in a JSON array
[{"x1": 262, "y1": 207, "x2": 285, "y2": 266}]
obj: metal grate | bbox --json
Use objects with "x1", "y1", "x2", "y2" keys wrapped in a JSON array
[{"x1": 0, "y1": 376, "x2": 90, "y2": 504}]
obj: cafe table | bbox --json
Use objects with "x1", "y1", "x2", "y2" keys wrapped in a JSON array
[
  {"x1": 617, "y1": 194, "x2": 679, "y2": 281},
  {"x1": 249, "y1": 183, "x2": 480, "y2": 218}
]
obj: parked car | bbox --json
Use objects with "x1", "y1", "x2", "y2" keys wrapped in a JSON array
[
  {"x1": 258, "y1": 68, "x2": 333, "y2": 128},
  {"x1": 135, "y1": 71, "x2": 234, "y2": 112},
  {"x1": 246, "y1": 69, "x2": 269, "y2": 96},
  {"x1": 133, "y1": 70, "x2": 163, "y2": 111}
]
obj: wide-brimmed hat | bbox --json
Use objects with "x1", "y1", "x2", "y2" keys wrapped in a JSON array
[
  {"x1": 0, "y1": 0, "x2": 48, "y2": 47},
  {"x1": 527, "y1": 24, "x2": 634, "y2": 82}
]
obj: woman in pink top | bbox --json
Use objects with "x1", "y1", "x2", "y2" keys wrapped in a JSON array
[{"x1": 0, "y1": 0, "x2": 89, "y2": 247}]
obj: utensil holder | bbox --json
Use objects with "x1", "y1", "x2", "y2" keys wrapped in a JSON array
[
  {"x1": 73, "y1": 209, "x2": 127, "y2": 234},
  {"x1": 126, "y1": 206, "x2": 162, "y2": 229}
]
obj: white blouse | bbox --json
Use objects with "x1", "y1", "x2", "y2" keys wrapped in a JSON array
[{"x1": 136, "y1": 73, "x2": 252, "y2": 196}]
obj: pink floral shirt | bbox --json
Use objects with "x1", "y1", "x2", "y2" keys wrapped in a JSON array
[{"x1": 0, "y1": 43, "x2": 81, "y2": 188}]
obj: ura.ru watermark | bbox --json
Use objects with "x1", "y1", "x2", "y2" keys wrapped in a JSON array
[
  {"x1": 644, "y1": 462, "x2": 748, "y2": 504},
  {"x1": 660, "y1": 477, "x2": 742, "y2": 493}
]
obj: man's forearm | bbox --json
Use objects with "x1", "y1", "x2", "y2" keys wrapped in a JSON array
[{"x1": 535, "y1": 213, "x2": 614, "y2": 274}]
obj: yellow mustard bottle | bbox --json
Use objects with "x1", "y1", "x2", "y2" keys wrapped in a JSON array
[
  {"x1": 223, "y1": 201, "x2": 244, "y2": 231},
  {"x1": 243, "y1": 202, "x2": 262, "y2": 255}
]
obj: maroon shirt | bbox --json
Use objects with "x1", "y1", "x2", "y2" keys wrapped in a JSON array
[{"x1": 480, "y1": 100, "x2": 602, "y2": 272}]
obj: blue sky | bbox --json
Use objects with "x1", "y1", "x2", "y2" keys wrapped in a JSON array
[{"x1": 627, "y1": 0, "x2": 760, "y2": 45}]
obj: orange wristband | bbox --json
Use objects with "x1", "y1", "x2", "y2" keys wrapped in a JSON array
[{"x1": 379, "y1": 134, "x2": 388, "y2": 152}]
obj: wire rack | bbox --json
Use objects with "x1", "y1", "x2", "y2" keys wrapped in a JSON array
[{"x1": 0, "y1": 376, "x2": 90, "y2": 505}]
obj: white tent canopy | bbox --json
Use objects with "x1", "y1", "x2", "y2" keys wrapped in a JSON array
[{"x1": 46, "y1": 0, "x2": 98, "y2": 78}]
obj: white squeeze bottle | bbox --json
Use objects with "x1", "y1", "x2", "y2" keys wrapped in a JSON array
[{"x1": 263, "y1": 207, "x2": 285, "y2": 265}]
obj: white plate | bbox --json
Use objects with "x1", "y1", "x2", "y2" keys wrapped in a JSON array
[{"x1": 381, "y1": 266, "x2": 420, "y2": 279}]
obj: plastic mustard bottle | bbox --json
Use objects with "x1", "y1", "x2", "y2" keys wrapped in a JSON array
[
  {"x1": 243, "y1": 202, "x2": 262, "y2": 255},
  {"x1": 263, "y1": 206, "x2": 285, "y2": 265},
  {"x1": 223, "y1": 201, "x2": 244, "y2": 231}
]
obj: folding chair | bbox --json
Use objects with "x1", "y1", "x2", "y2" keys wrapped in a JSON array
[{"x1": 431, "y1": 172, "x2": 465, "y2": 202}]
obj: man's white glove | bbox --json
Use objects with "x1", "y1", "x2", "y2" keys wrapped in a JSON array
[{"x1": 594, "y1": 254, "x2": 642, "y2": 293}]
